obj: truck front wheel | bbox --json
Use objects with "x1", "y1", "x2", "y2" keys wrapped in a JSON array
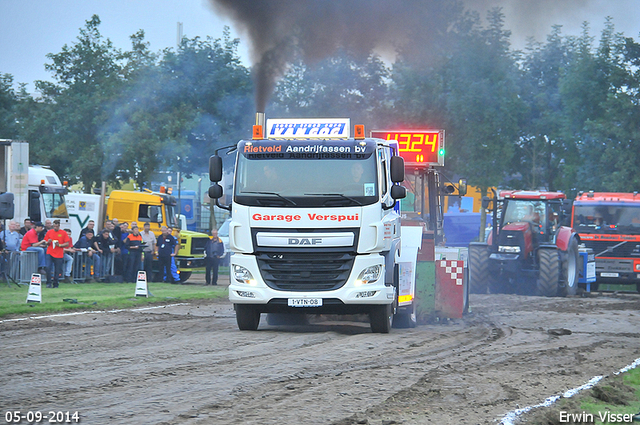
[
  {"x1": 235, "y1": 304, "x2": 261, "y2": 331},
  {"x1": 537, "y1": 248, "x2": 561, "y2": 297},
  {"x1": 370, "y1": 304, "x2": 393, "y2": 333}
]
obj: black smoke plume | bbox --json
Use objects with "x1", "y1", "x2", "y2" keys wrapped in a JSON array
[
  {"x1": 208, "y1": 0, "x2": 598, "y2": 111},
  {"x1": 209, "y1": 0, "x2": 463, "y2": 111}
]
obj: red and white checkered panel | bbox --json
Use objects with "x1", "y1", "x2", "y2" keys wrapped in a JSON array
[
  {"x1": 441, "y1": 260, "x2": 463, "y2": 286},
  {"x1": 435, "y1": 259, "x2": 467, "y2": 319}
]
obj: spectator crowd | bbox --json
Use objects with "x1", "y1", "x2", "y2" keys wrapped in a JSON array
[{"x1": 0, "y1": 217, "x2": 190, "y2": 288}]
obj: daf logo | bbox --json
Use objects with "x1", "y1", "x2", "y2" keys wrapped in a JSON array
[{"x1": 288, "y1": 238, "x2": 322, "y2": 245}]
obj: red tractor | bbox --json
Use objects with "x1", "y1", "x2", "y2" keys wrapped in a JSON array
[{"x1": 469, "y1": 190, "x2": 580, "y2": 296}]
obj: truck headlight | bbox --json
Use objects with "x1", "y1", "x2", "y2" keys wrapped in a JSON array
[
  {"x1": 233, "y1": 265, "x2": 256, "y2": 285},
  {"x1": 355, "y1": 265, "x2": 382, "y2": 286},
  {"x1": 498, "y1": 246, "x2": 521, "y2": 253}
]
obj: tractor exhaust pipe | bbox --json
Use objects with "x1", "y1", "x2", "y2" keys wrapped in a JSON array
[
  {"x1": 255, "y1": 111, "x2": 265, "y2": 128},
  {"x1": 253, "y1": 112, "x2": 265, "y2": 139}
]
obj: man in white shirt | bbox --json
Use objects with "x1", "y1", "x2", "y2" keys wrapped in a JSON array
[{"x1": 140, "y1": 222, "x2": 157, "y2": 280}]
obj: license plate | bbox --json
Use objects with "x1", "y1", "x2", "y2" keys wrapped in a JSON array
[
  {"x1": 288, "y1": 298, "x2": 323, "y2": 307},
  {"x1": 600, "y1": 272, "x2": 619, "y2": 278}
]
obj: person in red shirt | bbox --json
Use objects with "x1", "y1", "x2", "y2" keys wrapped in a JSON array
[
  {"x1": 44, "y1": 219, "x2": 71, "y2": 288},
  {"x1": 20, "y1": 222, "x2": 48, "y2": 274}
]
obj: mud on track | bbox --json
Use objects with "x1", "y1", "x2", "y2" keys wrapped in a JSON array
[{"x1": 1, "y1": 292, "x2": 639, "y2": 424}]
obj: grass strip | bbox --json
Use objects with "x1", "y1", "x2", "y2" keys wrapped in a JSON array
[
  {"x1": 0, "y1": 281, "x2": 227, "y2": 318},
  {"x1": 527, "y1": 366, "x2": 640, "y2": 424}
]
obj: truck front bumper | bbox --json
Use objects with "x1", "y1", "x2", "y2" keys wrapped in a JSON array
[
  {"x1": 228, "y1": 253, "x2": 395, "y2": 313},
  {"x1": 176, "y1": 256, "x2": 206, "y2": 270}
]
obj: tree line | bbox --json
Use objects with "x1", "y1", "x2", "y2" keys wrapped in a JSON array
[{"x1": 0, "y1": 9, "x2": 639, "y2": 196}]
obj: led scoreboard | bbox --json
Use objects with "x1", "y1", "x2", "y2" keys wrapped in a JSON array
[{"x1": 370, "y1": 130, "x2": 445, "y2": 167}]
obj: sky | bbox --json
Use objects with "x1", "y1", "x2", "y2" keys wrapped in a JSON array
[
  {"x1": 0, "y1": 0, "x2": 248, "y2": 92},
  {"x1": 0, "y1": 0, "x2": 638, "y2": 94}
]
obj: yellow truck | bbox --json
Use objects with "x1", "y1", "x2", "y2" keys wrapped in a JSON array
[{"x1": 106, "y1": 190, "x2": 210, "y2": 282}]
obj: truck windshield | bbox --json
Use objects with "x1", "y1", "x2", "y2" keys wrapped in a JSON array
[
  {"x1": 42, "y1": 193, "x2": 69, "y2": 219},
  {"x1": 573, "y1": 204, "x2": 640, "y2": 234},
  {"x1": 234, "y1": 151, "x2": 379, "y2": 207}
]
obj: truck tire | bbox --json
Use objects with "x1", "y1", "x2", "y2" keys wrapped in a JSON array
[
  {"x1": 391, "y1": 263, "x2": 416, "y2": 328},
  {"x1": 179, "y1": 271, "x2": 192, "y2": 283},
  {"x1": 469, "y1": 244, "x2": 490, "y2": 294},
  {"x1": 235, "y1": 304, "x2": 260, "y2": 331},
  {"x1": 393, "y1": 303, "x2": 417, "y2": 328},
  {"x1": 537, "y1": 248, "x2": 561, "y2": 297},
  {"x1": 370, "y1": 304, "x2": 393, "y2": 333},
  {"x1": 559, "y1": 238, "x2": 579, "y2": 296}
]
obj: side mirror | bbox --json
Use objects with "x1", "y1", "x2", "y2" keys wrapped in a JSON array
[
  {"x1": 390, "y1": 156, "x2": 405, "y2": 183},
  {"x1": 208, "y1": 184, "x2": 223, "y2": 199},
  {"x1": 28, "y1": 191, "x2": 41, "y2": 222},
  {"x1": 458, "y1": 179, "x2": 467, "y2": 196},
  {"x1": 149, "y1": 206, "x2": 160, "y2": 223},
  {"x1": 209, "y1": 155, "x2": 223, "y2": 182},
  {"x1": 391, "y1": 185, "x2": 406, "y2": 200},
  {"x1": 441, "y1": 184, "x2": 456, "y2": 195},
  {"x1": 481, "y1": 196, "x2": 494, "y2": 211},
  {"x1": 0, "y1": 192, "x2": 15, "y2": 220},
  {"x1": 561, "y1": 200, "x2": 573, "y2": 226}
]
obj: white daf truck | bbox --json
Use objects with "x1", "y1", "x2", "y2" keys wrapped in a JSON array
[
  {"x1": 209, "y1": 117, "x2": 419, "y2": 332},
  {"x1": 0, "y1": 140, "x2": 70, "y2": 228}
]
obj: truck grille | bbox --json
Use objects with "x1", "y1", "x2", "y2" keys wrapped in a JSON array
[
  {"x1": 583, "y1": 240, "x2": 640, "y2": 258},
  {"x1": 190, "y1": 237, "x2": 209, "y2": 255},
  {"x1": 256, "y1": 252, "x2": 355, "y2": 291}
]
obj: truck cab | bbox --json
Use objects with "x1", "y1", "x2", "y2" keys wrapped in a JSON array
[
  {"x1": 106, "y1": 190, "x2": 210, "y2": 281},
  {"x1": 1, "y1": 141, "x2": 70, "y2": 228},
  {"x1": 27, "y1": 166, "x2": 70, "y2": 226},
  {"x1": 572, "y1": 191, "x2": 640, "y2": 291},
  {"x1": 209, "y1": 118, "x2": 408, "y2": 332}
]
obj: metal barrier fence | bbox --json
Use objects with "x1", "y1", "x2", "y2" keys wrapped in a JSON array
[
  {"x1": 71, "y1": 250, "x2": 114, "y2": 282},
  {"x1": 5, "y1": 250, "x2": 39, "y2": 285},
  {"x1": 0, "y1": 250, "x2": 115, "y2": 284}
]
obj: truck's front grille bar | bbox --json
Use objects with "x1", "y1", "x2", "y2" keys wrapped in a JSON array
[
  {"x1": 190, "y1": 237, "x2": 209, "y2": 255},
  {"x1": 583, "y1": 240, "x2": 638, "y2": 257},
  {"x1": 256, "y1": 251, "x2": 355, "y2": 291}
]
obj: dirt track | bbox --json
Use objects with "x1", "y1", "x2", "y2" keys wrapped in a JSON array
[{"x1": 1, "y1": 290, "x2": 639, "y2": 425}]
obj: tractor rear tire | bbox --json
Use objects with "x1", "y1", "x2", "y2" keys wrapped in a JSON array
[
  {"x1": 559, "y1": 238, "x2": 580, "y2": 297},
  {"x1": 537, "y1": 248, "x2": 561, "y2": 297},
  {"x1": 469, "y1": 244, "x2": 490, "y2": 294}
]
